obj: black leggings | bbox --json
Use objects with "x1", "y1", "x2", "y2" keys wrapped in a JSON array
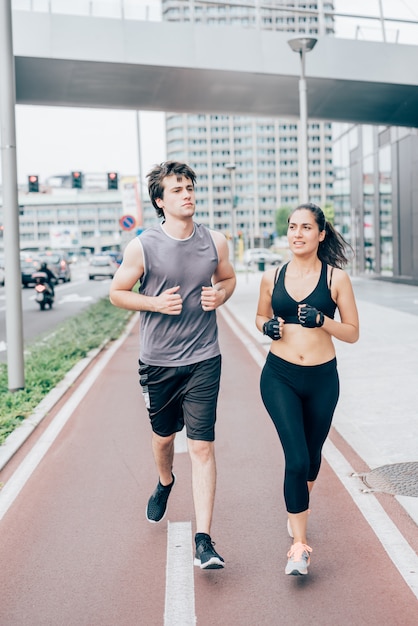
[{"x1": 260, "y1": 352, "x2": 339, "y2": 514}]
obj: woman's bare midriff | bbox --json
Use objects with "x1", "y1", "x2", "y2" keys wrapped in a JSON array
[{"x1": 269, "y1": 323, "x2": 336, "y2": 365}]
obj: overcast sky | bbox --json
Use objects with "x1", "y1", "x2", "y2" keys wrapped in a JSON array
[
  {"x1": 14, "y1": 107, "x2": 166, "y2": 185},
  {"x1": 6, "y1": 0, "x2": 418, "y2": 185}
]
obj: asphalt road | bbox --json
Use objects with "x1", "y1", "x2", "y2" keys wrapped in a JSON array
[
  {"x1": 0, "y1": 313, "x2": 417, "y2": 625},
  {"x1": 0, "y1": 261, "x2": 112, "y2": 363}
]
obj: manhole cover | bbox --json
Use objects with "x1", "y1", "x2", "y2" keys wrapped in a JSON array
[{"x1": 354, "y1": 462, "x2": 418, "y2": 497}]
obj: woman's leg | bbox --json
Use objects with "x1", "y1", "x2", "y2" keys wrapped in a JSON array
[
  {"x1": 260, "y1": 361, "x2": 310, "y2": 517},
  {"x1": 303, "y1": 363, "x2": 340, "y2": 483},
  {"x1": 288, "y1": 362, "x2": 340, "y2": 542}
]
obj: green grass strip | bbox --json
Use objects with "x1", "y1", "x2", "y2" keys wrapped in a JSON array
[{"x1": 0, "y1": 298, "x2": 133, "y2": 445}]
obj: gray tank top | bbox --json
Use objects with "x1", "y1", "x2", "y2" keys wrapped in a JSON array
[{"x1": 138, "y1": 223, "x2": 221, "y2": 366}]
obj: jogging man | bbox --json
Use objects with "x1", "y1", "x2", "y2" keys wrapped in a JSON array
[{"x1": 109, "y1": 161, "x2": 236, "y2": 569}]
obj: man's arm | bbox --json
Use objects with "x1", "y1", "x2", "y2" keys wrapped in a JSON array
[
  {"x1": 201, "y1": 230, "x2": 236, "y2": 311},
  {"x1": 109, "y1": 237, "x2": 183, "y2": 315}
]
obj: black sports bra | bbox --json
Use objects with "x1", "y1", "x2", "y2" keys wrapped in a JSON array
[{"x1": 271, "y1": 261, "x2": 337, "y2": 324}]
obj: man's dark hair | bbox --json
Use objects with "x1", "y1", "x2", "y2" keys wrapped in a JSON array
[{"x1": 146, "y1": 161, "x2": 197, "y2": 218}]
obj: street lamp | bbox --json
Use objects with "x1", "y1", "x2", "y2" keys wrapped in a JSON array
[
  {"x1": 288, "y1": 37, "x2": 317, "y2": 205},
  {"x1": 244, "y1": 195, "x2": 256, "y2": 250},
  {"x1": 225, "y1": 162, "x2": 237, "y2": 268}
]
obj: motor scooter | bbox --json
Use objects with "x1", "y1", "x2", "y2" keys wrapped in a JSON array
[{"x1": 32, "y1": 271, "x2": 55, "y2": 310}]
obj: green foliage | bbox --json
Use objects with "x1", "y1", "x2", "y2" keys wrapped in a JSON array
[
  {"x1": 323, "y1": 203, "x2": 335, "y2": 225},
  {"x1": 275, "y1": 206, "x2": 292, "y2": 237},
  {"x1": 0, "y1": 298, "x2": 133, "y2": 445}
]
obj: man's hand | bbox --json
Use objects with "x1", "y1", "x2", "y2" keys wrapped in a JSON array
[
  {"x1": 155, "y1": 286, "x2": 183, "y2": 315},
  {"x1": 201, "y1": 285, "x2": 225, "y2": 311}
]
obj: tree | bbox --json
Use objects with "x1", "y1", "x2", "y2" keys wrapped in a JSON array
[
  {"x1": 275, "y1": 206, "x2": 292, "y2": 237},
  {"x1": 323, "y1": 203, "x2": 335, "y2": 225}
]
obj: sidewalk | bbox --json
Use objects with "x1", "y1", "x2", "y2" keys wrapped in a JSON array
[{"x1": 224, "y1": 269, "x2": 418, "y2": 527}]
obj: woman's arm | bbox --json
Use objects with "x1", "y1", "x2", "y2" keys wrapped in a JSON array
[
  {"x1": 325, "y1": 269, "x2": 359, "y2": 343},
  {"x1": 255, "y1": 269, "x2": 276, "y2": 333}
]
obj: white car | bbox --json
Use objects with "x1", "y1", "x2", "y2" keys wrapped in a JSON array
[
  {"x1": 243, "y1": 248, "x2": 283, "y2": 266},
  {"x1": 88, "y1": 255, "x2": 118, "y2": 280}
]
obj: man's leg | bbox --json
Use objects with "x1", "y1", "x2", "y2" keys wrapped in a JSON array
[
  {"x1": 146, "y1": 432, "x2": 176, "y2": 523},
  {"x1": 188, "y1": 438, "x2": 224, "y2": 569},
  {"x1": 187, "y1": 438, "x2": 216, "y2": 534},
  {"x1": 152, "y1": 432, "x2": 176, "y2": 486}
]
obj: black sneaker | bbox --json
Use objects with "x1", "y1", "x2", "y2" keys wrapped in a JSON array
[
  {"x1": 194, "y1": 534, "x2": 225, "y2": 570},
  {"x1": 146, "y1": 474, "x2": 175, "y2": 523}
]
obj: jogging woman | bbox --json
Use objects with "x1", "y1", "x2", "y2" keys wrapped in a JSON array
[{"x1": 256, "y1": 203, "x2": 359, "y2": 576}]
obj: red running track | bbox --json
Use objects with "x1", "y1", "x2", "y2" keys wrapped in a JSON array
[{"x1": 0, "y1": 314, "x2": 417, "y2": 625}]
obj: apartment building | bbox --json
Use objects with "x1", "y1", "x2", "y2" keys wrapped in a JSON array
[{"x1": 162, "y1": 0, "x2": 335, "y2": 245}]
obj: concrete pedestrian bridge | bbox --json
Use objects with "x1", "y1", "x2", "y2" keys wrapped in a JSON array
[{"x1": 12, "y1": 10, "x2": 418, "y2": 127}]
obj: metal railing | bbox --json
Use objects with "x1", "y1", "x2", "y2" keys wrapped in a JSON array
[{"x1": 12, "y1": 0, "x2": 418, "y2": 45}]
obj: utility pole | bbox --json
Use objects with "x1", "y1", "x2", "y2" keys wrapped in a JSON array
[
  {"x1": 225, "y1": 163, "x2": 237, "y2": 268},
  {"x1": 0, "y1": 0, "x2": 25, "y2": 390}
]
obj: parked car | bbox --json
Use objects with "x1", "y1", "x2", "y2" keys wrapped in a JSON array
[
  {"x1": 38, "y1": 251, "x2": 71, "y2": 283},
  {"x1": 20, "y1": 256, "x2": 42, "y2": 287},
  {"x1": 107, "y1": 251, "x2": 123, "y2": 266},
  {"x1": 243, "y1": 248, "x2": 283, "y2": 266},
  {"x1": 88, "y1": 255, "x2": 118, "y2": 280}
]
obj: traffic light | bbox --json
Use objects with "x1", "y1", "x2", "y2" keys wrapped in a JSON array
[
  {"x1": 107, "y1": 172, "x2": 118, "y2": 190},
  {"x1": 28, "y1": 175, "x2": 39, "y2": 193},
  {"x1": 71, "y1": 171, "x2": 83, "y2": 189}
]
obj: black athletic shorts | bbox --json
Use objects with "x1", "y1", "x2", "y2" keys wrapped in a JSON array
[{"x1": 138, "y1": 355, "x2": 221, "y2": 441}]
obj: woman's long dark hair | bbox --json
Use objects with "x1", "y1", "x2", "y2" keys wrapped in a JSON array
[{"x1": 289, "y1": 203, "x2": 353, "y2": 269}]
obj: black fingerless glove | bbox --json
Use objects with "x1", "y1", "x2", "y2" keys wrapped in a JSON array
[
  {"x1": 263, "y1": 318, "x2": 281, "y2": 340},
  {"x1": 298, "y1": 304, "x2": 324, "y2": 328}
]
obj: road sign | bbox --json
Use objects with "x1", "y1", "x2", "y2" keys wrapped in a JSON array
[{"x1": 119, "y1": 214, "x2": 136, "y2": 231}]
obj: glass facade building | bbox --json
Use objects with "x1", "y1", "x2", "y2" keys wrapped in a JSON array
[{"x1": 333, "y1": 123, "x2": 418, "y2": 281}]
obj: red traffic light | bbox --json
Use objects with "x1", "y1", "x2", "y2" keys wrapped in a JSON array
[
  {"x1": 107, "y1": 171, "x2": 118, "y2": 190},
  {"x1": 71, "y1": 171, "x2": 83, "y2": 189},
  {"x1": 28, "y1": 175, "x2": 39, "y2": 192}
]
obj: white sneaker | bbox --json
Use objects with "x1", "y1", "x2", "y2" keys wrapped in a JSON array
[{"x1": 285, "y1": 542, "x2": 312, "y2": 576}]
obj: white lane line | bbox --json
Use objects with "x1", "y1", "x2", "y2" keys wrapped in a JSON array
[
  {"x1": 220, "y1": 307, "x2": 266, "y2": 367},
  {"x1": 165, "y1": 431, "x2": 192, "y2": 624},
  {"x1": 323, "y1": 439, "x2": 418, "y2": 599},
  {"x1": 219, "y1": 307, "x2": 418, "y2": 601},
  {"x1": 0, "y1": 315, "x2": 138, "y2": 521},
  {"x1": 174, "y1": 427, "x2": 188, "y2": 454},
  {"x1": 165, "y1": 521, "x2": 196, "y2": 626}
]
